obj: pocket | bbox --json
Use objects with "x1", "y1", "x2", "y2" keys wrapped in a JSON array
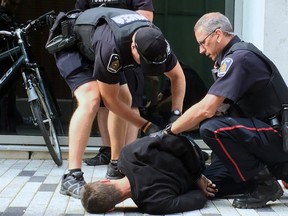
[{"x1": 55, "y1": 50, "x2": 83, "y2": 79}]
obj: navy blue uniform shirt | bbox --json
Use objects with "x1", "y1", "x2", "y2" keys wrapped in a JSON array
[
  {"x1": 91, "y1": 23, "x2": 177, "y2": 84},
  {"x1": 209, "y1": 36, "x2": 271, "y2": 104}
]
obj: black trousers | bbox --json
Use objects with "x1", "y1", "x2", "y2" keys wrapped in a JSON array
[
  {"x1": 204, "y1": 154, "x2": 251, "y2": 197},
  {"x1": 200, "y1": 116, "x2": 288, "y2": 183}
]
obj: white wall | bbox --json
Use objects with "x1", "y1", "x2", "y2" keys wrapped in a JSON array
[
  {"x1": 264, "y1": 0, "x2": 288, "y2": 84},
  {"x1": 234, "y1": 0, "x2": 288, "y2": 84}
]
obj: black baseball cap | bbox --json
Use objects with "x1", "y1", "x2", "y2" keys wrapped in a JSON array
[{"x1": 134, "y1": 26, "x2": 170, "y2": 76}]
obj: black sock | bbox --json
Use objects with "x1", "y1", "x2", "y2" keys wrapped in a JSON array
[
  {"x1": 110, "y1": 160, "x2": 118, "y2": 165},
  {"x1": 69, "y1": 168, "x2": 81, "y2": 175}
]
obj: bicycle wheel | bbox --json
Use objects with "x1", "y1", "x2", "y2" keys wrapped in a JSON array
[{"x1": 30, "y1": 83, "x2": 63, "y2": 166}]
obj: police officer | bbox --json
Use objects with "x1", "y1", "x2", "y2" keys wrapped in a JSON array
[
  {"x1": 153, "y1": 12, "x2": 288, "y2": 208},
  {"x1": 48, "y1": 7, "x2": 185, "y2": 199},
  {"x1": 75, "y1": 0, "x2": 155, "y2": 181}
]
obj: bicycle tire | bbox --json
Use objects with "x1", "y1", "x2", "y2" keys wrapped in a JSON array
[{"x1": 30, "y1": 83, "x2": 63, "y2": 166}]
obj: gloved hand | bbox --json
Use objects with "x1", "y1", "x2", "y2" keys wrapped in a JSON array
[
  {"x1": 149, "y1": 123, "x2": 176, "y2": 137},
  {"x1": 141, "y1": 121, "x2": 161, "y2": 136},
  {"x1": 168, "y1": 109, "x2": 182, "y2": 123}
]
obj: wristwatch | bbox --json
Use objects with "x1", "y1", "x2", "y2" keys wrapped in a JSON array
[{"x1": 171, "y1": 109, "x2": 181, "y2": 116}]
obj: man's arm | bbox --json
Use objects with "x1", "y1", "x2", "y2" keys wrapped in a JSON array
[
  {"x1": 140, "y1": 190, "x2": 207, "y2": 215},
  {"x1": 97, "y1": 81, "x2": 147, "y2": 128},
  {"x1": 171, "y1": 94, "x2": 225, "y2": 134},
  {"x1": 164, "y1": 60, "x2": 186, "y2": 113}
]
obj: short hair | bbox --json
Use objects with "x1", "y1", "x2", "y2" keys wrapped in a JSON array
[
  {"x1": 80, "y1": 181, "x2": 122, "y2": 213},
  {"x1": 194, "y1": 12, "x2": 233, "y2": 35}
]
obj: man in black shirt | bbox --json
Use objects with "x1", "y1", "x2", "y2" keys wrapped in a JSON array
[{"x1": 80, "y1": 135, "x2": 217, "y2": 214}]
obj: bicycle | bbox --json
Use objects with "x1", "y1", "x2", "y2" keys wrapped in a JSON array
[{"x1": 0, "y1": 11, "x2": 63, "y2": 166}]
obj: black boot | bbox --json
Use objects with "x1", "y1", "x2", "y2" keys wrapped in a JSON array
[
  {"x1": 269, "y1": 161, "x2": 288, "y2": 181},
  {"x1": 232, "y1": 167, "x2": 283, "y2": 209}
]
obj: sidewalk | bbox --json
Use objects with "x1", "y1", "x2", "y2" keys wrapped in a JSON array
[{"x1": 0, "y1": 158, "x2": 288, "y2": 216}]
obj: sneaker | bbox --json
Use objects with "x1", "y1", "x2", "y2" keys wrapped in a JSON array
[
  {"x1": 105, "y1": 162, "x2": 125, "y2": 180},
  {"x1": 83, "y1": 147, "x2": 111, "y2": 166},
  {"x1": 60, "y1": 171, "x2": 86, "y2": 199}
]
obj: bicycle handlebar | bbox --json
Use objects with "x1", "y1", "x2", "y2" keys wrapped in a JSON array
[
  {"x1": 0, "y1": 10, "x2": 56, "y2": 38},
  {"x1": 26, "y1": 10, "x2": 56, "y2": 31}
]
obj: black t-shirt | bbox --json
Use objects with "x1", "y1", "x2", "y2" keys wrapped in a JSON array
[{"x1": 118, "y1": 135, "x2": 207, "y2": 214}]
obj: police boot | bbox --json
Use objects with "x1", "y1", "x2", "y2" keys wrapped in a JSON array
[
  {"x1": 269, "y1": 161, "x2": 288, "y2": 182},
  {"x1": 232, "y1": 167, "x2": 283, "y2": 209}
]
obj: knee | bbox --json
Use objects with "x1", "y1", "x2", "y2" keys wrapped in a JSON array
[
  {"x1": 199, "y1": 119, "x2": 212, "y2": 139},
  {"x1": 76, "y1": 94, "x2": 101, "y2": 117},
  {"x1": 199, "y1": 118, "x2": 219, "y2": 142}
]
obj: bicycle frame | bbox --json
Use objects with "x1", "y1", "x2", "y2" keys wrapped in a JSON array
[
  {"x1": 0, "y1": 11, "x2": 63, "y2": 166},
  {"x1": 0, "y1": 28, "x2": 55, "y2": 117}
]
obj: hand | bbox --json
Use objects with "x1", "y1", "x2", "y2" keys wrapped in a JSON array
[
  {"x1": 141, "y1": 121, "x2": 160, "y2": 136},
  {"x1": 149, "y1": 123, "x2": 176, "y2": 137},
  {"x1": 196, "y1": 174, "x2": 218, "y2": 197},
  {"x1": 149, "y1": 129, "x2": 166, "y2": 137}
]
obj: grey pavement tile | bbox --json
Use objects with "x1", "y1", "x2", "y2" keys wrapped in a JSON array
[
  {"x1": 28, "y1": 176, "x2": 46, "y2": 182},
  {"x1": 2, "y1": 207, "x2": 26, "y2": 216},
  {"x1": 18, "y1": 171, "x2": 35, "y2": 177},
  {"x1": 38, "y1": 183, "x2": 58, "y2": 192}
]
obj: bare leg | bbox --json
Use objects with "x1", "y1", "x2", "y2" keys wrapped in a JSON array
[
  {"x1": 108, "y1": 84, "x2": 131, "y2": 160},
  {"x1": 125, "y1": 107, "x2": 140, "y2": 145},
  {"x1": 97, "y1": 107, "x2": 111, "y2": 147},
  {"x1": 68, "y1": 81, "x2": 100, "y2": 169}
]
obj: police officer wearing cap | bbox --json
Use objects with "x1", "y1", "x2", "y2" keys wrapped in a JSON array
[
  {"x1": 75, "y1": 0, "x2": 155, "y2": 180},
  {"x1": 48, "y1": 7, "x2": 185, "y2": 199},
  {"x1": 152, "y1": 12, "x2": 288, "y2": 208}
]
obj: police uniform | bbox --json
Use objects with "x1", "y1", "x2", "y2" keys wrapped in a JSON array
[
  {"x1": 55, "y1": 8, "x2": 177, "y2": 99},
  {"x1": 200, "y1": 36, "x2": 288, "y2": 186},
  {"x1": 74, "y1": 0, "x2": 154, "y2": 107}
]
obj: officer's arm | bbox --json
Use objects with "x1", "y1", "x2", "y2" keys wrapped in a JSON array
[
  {"x1": 164, "y1": 60, "x2": 185, "y2": 114},
  {"x1": 142, "y1": 190, "x2": 207, "y2": 214},
  {"x1": 170, "y1": 94, "x2": 225, "y2": 134},
  {"x1": 97, "y1": 81, "x2": 147, "y2": 128}
]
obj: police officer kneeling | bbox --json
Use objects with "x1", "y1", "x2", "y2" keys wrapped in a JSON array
[{"x1": 151, "y1": 12, "x2": 288, "y2": 209}]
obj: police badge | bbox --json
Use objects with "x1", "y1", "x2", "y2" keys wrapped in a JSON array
[{"x1": 107, "y1": 54, "x2": 122, "y2": 73}]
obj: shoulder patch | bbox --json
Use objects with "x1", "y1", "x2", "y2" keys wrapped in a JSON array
[
  {"x1": 218, "y1": 58, "x2": 233, "y2": 77},
  {"x1": 107, "y1": 54, "x2": 122, "y2": 73}
]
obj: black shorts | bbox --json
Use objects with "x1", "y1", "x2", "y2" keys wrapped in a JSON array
[{"x1": 55, "y1": 48, "x2": 94, "y2": 93}]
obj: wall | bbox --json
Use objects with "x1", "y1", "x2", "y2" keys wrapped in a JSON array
[
  {"x1": 236, "y1": 0, "x2": 288, "y2": 84},
  {"x1": 264, "y1": 0, "x2": 288, "y2": 84}
]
